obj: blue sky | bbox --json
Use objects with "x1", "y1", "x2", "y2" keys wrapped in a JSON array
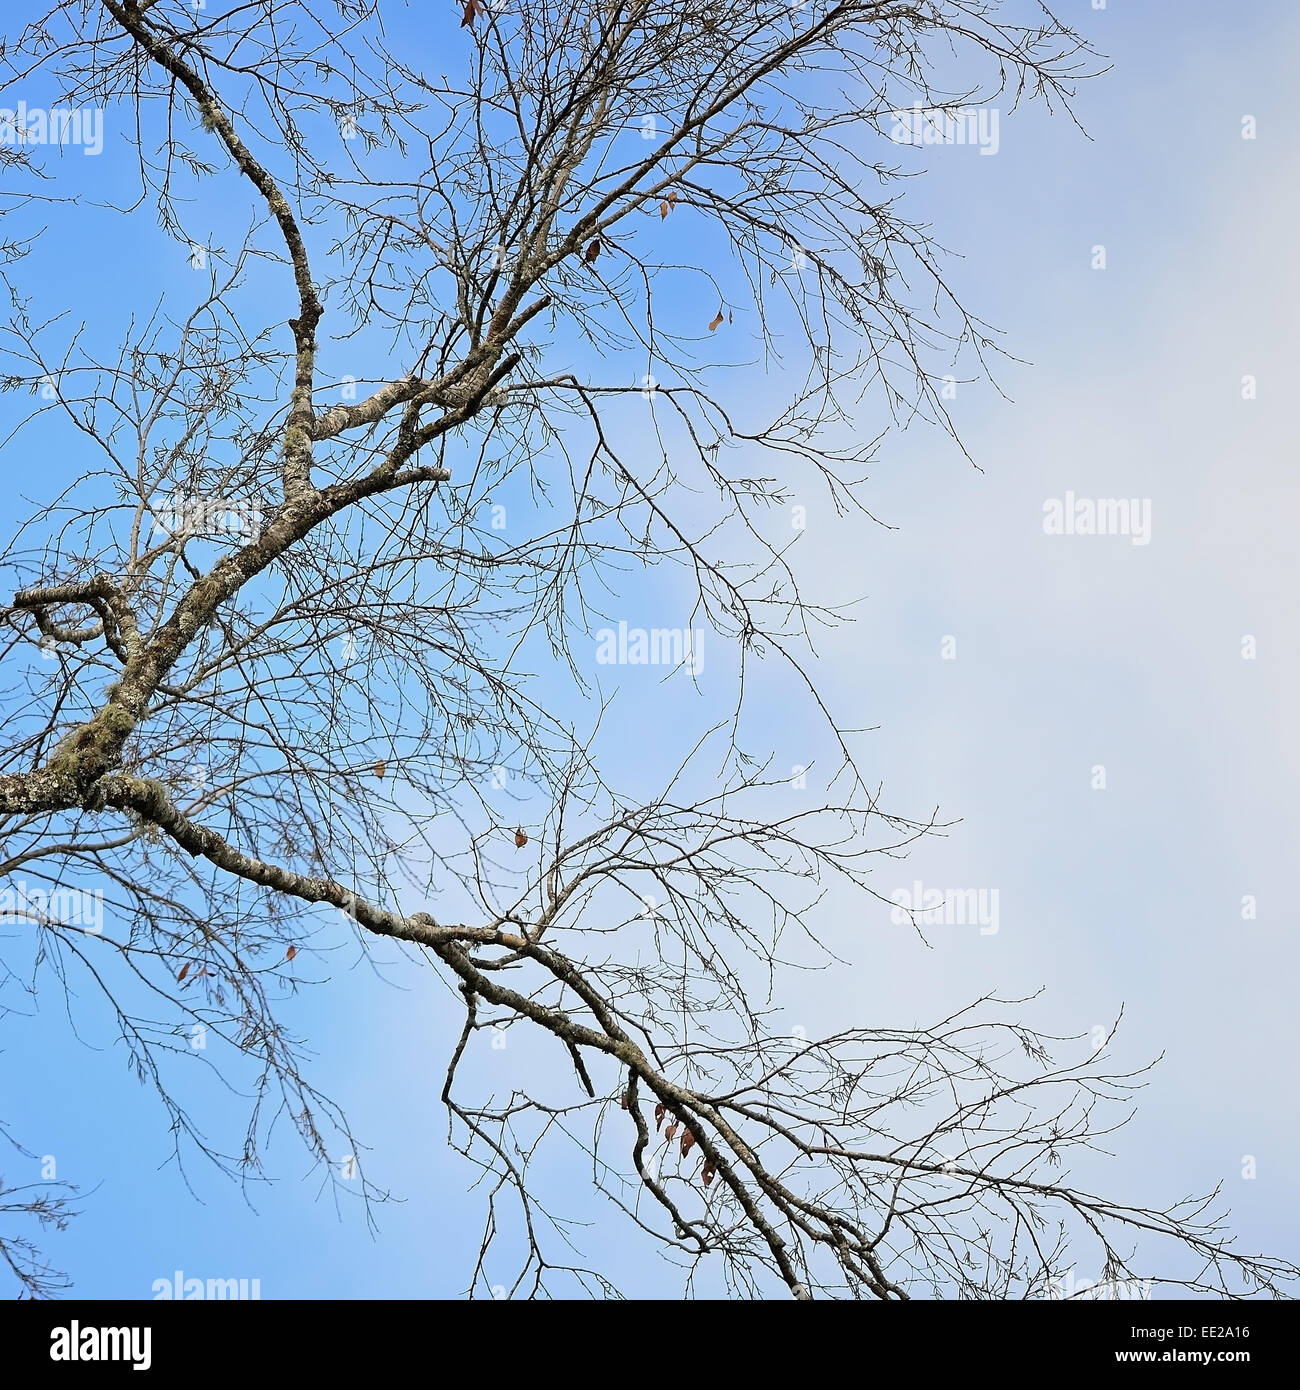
[{"x1": 1, "y1": 0, "x2": 1297, "y2": 1298}]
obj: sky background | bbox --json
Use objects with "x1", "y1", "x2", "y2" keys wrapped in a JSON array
[{"x1": 1, "y1": 0, "x2": 1298, "y2": 1298}]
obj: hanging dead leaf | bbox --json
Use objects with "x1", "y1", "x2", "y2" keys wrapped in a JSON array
[
  {"x1": 374, "y1": 759, "x2": 386, "y2": 779},
  {"x1": 194, "y1": 966, "x2": 210, "y2": 980},
  {"x1": 654, "y1": 1102, "x2": 666, "y2": 1131},
  {"x1": 728, "y1": 310, "x2": 733, "y2": 324},
  {"x1": 664, "y1": 1121, "x2": 679, "y2": 1142},
  {"x1": 708, "y1": 309, "x2": 724, "y2": 332},
  {"x1": 461, "y1": 0, "x2": 486, "y2": 28},
  {"x1": 286, "y1": 944, "x2": 297, "y2": 961},
  {"x1": 659, "y1": 192, "x2": 678, "y2": 219},
  {"x1": 702, "y1": 1160, "x2": 716, "y2": 1187},
  {"x1": 514, "y1": 827, "x2": 528, "y2": 849},
  {"x1": 177, "y1": 962, "x2": 190, "y2": 982},
  {"x1": 681, "y1": 1129, "x2": 696, "y2": 1156},
  {"x1": 584, "y1": 238, "x2": 602, "y2": 263},
  {"x1": 620, "y1": 1090, "x2": 630, "y2": 1109}
]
